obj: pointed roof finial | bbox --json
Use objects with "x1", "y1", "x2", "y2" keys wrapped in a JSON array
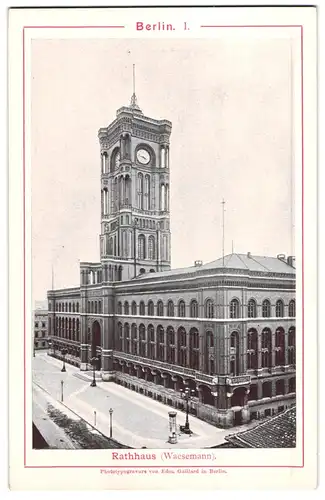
[{"x1": 129, "y1": 63, "x2": 142, "y2": 112}]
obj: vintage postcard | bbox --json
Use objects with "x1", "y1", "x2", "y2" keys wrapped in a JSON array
[{"x1": 8, "y1": 5, "x2": 317, "y2": 490}]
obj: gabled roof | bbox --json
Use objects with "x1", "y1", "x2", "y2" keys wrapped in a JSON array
[
  {"x1": 136, "y1": 253, "x2": 296, "y2": 281},
  {"x1": 224, "y1": 406, "x2": 296, "y2": 448}
]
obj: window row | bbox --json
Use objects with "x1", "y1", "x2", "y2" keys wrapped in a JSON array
[
  {"x1": 55, "y1": 302, "x2": 80, "y2": 313},
  {"x1": 245, "y1": 327, "x2": 296, "y2": 369},
  {"x1": 104, "y1": 232, "x2": 169, "y2": 261},
  {"x1": 53, "y1": 317, "x2": 80, "y2": 342},
  {"x1": 115, "y1": 323, "x2": 200, "y2": 369},
  {"x1": 117, "y1": 298, "x2": 296, "y2": 319},
  {"x1": 117, "y1": 299, "x2": 195, "y2": 317}
]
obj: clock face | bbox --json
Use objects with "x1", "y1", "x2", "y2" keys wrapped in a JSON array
[
  {"x1": 115, "y1": 151, "x2": 120, "y2": 169},
  {"x1": 137, "y1": 149, "x2": 150, "y2": 165}
]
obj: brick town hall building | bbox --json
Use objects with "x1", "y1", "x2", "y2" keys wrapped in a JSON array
[{"x1": 47, "y1": 93, "x2": 296, "y2": 429}]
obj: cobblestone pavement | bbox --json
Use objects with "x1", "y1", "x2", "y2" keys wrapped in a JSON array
[{"x1": 32, "y1": 353, "x2": 254, "y2": 448}]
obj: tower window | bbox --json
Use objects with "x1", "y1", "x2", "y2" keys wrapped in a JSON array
[
  {"x1": 148, "y1": 235, "x2": 156, "y2": 260},
  {"x1": 138, "y1": 234, "x2": 146, "y2": 260},
  {"x1": 138, "y1": 173, "x2": 144, "y2": 209}
]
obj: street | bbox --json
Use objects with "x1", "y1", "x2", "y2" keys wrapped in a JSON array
[{"x1": 32, "y1": 353, "x2": 248, "y2": 448}]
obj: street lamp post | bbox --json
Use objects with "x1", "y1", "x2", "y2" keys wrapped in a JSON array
[
  {"x1": 109, "y1": 408, "x2": 113, "y2": 438},
  {"x1": 90, "y1": 356, "x2": 98, "y2": 387},
  {"x1": 61, "y1": 347, "x2": 68, "y2": 372},
  {"x1": 180, "y1": 386, "x2": 196, "y2": 434}
]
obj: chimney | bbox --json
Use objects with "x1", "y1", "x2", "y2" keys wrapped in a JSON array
[
  {"x1": 287, "y1": 256, "x2": 296, "y2": 268},
  {"x1": 247, "y1": 252, "x2": 251, "y2": 258},
  {"x1": 194, "y1": 260, "x2": 203, "y2": 267}
]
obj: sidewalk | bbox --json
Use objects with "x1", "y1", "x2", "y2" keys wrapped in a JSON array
[{"x1": 34, "y1": 353, "x2": 255, "y2": 449}]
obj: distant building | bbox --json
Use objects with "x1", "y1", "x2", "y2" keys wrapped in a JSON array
[
  {"x1": 34, "y1": 309, "x2": 48, "y2": 351},
  {"x1": 47, "y1": 92, "x2": 296, "y2": 430}
]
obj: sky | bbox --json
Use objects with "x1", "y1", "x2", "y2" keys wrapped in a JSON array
[{"x1": 31, "y1": 37, "x2": 296, "y2": 303}]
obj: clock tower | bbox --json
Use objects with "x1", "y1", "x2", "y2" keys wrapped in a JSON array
[{"x1": 98, "y1": 91, "x2": 172, "y2": 281}]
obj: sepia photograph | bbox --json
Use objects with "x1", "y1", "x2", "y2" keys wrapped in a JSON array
[{"x1": 31, "y1": 36, "x2": 297, "y2": 451}]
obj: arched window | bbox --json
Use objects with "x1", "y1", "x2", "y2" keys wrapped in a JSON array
[
  {"x1": 157, "y1": 300, "x2": 164, "y2": 316},
  {"x1": 205, "y1": 299, "x2": 214, "y2": 319},
  {"x1": 131, "y1": 324, "x2": 137, "y2": 355},
  {"x1": 72, "y1": 303, "x2": 75, "y2": 313},
  {"x1": 138, "y1": 173, "x2": 143, "y2": 209},
  {"x1": 189, "y1": 328, "x2": 199, "y2": 370},
  {"x1": 190, "y1": 300, "x2": 198, "y2": 318},
  {"x1": 230, "y1": 298, "x2": 240, "y2": 319},
  {"x1": 94, "y1": 302, "x2": 98, "y2": 314},
  {"x1": 138, "y1": 234, "x2": 146, "y2": 260},
  {"x1": 148, "y1": 300, "x2": 154, "y2": 316},
  {"x1": 124, "y1": 301, "x2": 129, "y2": 315},
  {"x1": 261, "y1": 328, "x2": 272, "y2": 368},
  {"x1": 288, "y1": 326, "x2": 296, "y2": 365},
  {"x1": 230, "y1": 331, "x2": 238, "y2": 348},
  {"x1": 167, "y1": 300, "x2": 174, "y2": 317},
  {"x1": 108, "y1": 237, "x2": 113, "y2": 256},
  {"x1": 139, "y1": 301, "x2": 145, "y2": 316},
  {"x1": 98, "y1": 302, "x2": 102, "y2": 314},
  {"x1": 148, "y1": 235, "x2": 155, "y2": 260},
  {"x1": 289, "y1": 300, "x2": 296, "y2": 317},
  {"x1": 166, "y1": 326, "x2": 175, "y2": 345},
  {"x1": 275, "y1": 327, "x2": 285, "y2": 366},
  {"x1": 157, "y1": 325, "x2": 164, "y2": 361},
  {"x1": 145, "y1": 175, "x2": 151, "y2": 210},
  {"x1": 76, "y1": 303, "x2": 79, "y2": 313},
  {"x1": 117, "y1": 301, "x2": 122, "y2": 315},
  {"x1": 276, "y1": 300, "x2": 284, "y2": 318},
  {"x1": 116, "y1": 322, "x2": 123, "y2": 350},
  {"x1": 247, "y1": 328, "x2": 258, "y2": 369},
  {"x1": 139, "y1": 324, "x2": 146, "y2": 357},
  {"x1": 262, "y1": 299, "x2": 271, "y2": 318},
  {"x1": 131, "y1": 301, "x2": 137, "y2": 315},
  {"x1": 178, "y1": 300, "x2": 186, "y2": 317},
  {"x1": 124, "y1": 323, "x2": 130, "y2": 352},
  {"x1": 69, "y1": 303, "x2": 71, "y2": 313},
  {"x1": 248, "y1": 299, "x2": 257, "y2": 318}
]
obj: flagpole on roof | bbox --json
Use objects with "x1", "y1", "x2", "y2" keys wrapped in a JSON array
[{"x1": 221, "y1": 199, "x2": 226, "y2": 266}]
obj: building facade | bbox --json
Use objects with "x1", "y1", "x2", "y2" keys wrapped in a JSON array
[
  {"x1": 34, "y1": 309, "x2": 49, "y2": 351},
  {"x1": 47, "y1": 95, "x2": 296, "y2": 428}
]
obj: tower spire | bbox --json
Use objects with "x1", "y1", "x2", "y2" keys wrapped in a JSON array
[{"x1": 129, "y1": 64, "x2": 142, "y2": 112}]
